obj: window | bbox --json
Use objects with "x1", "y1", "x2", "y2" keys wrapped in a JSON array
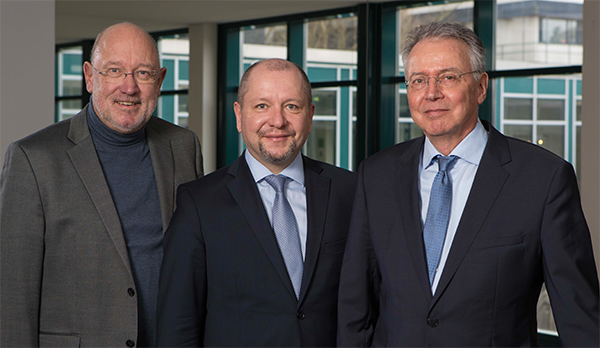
[
  {"x1": 157, "y1": 32, "x2": 190, "y2": 128},
  {"x1": 219, "y1": 9, "x2": 358, "y2": 170},
  {"x1": 55, "y1": 46, "x2": 83, "y2": 122},
  {"x1": 54, "y1": 30, "x2": 190, "y2": 127}
]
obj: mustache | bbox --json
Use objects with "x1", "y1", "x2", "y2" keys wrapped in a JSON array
[{"x1": 258, "y1": 129, "x2": 296, "y2": 137}]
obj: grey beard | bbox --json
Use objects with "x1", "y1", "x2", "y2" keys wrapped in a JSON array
[{"x1": 259, "y1": 140, "x2": 297, "y2": 164}]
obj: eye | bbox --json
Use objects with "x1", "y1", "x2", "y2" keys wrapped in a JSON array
[
  {"x1": 108, "y1": 68, "x2": 122, "y2": 73},
  {"x1": 256, "y1": 103, "x2": 267, "y2": 109},
  {"x1": 136, "y1": 70, "x2": 150, "y2": 76},
  {"x1": 441, "y1": 74, "x2": 457, "y2": 81},
  {"x1": 286, "y1": 104, "x2": 299, "y2": 110},
  {"x1": 412, "y1": 77, "x2": 425, "y2": 85}
]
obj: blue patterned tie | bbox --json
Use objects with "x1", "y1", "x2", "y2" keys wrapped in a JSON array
[
  {"x1": 423, "y1": 155, "x2": 459, "y2": 285},
  {"x1": 264, "y1": 174, "x2": 303, "y2": 299}
]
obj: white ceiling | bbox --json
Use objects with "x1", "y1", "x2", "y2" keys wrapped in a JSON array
[{"x1": 56, "y1": 0, "x2": 388, "y2": 44}]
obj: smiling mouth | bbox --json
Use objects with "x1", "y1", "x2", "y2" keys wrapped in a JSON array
[{"x1": 116, "y1": 101, "x2": 141, "y2": 106}]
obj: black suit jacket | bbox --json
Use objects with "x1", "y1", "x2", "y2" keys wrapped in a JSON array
[
  {"x1": 337, "y1": 121, "x2": 599, "y2": 347},
  {"x1": 158, "y1": 154, "x2": 357, "y2": 347}
]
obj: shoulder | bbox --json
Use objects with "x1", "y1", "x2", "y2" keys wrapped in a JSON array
[
  {"x1": 10, "y1": 118, "x2": 74, "y2": 155},
  {"x1": 179, "y1": 163, "x2": 232, "y2": 194},
  {"x1": 487, "y1": 124, "x2": 569, "y2": 172},
  {"x1": 147, "y1": 117, "x2": 199, "y2": 144},
  {"x1": 361, "y1": 136, "x2": 423, "y2": 171},
  {"x1": 304, "y1": 157, "x2": 357, "y2": 183}
]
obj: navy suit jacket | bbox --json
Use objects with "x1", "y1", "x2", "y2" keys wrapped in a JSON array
[
  {"x1": 158, "y1": 154, "x2": 357, "y2": 347},
  {"x1": 337, "y1": 121, "x2": 599, "y2": 347}
]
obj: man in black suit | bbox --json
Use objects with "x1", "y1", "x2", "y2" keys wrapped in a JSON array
[
  {"x1": 157, "y1": 58, "x2": 357, "y2": 347},
  {"x1": 337, "y1": 22, "x2": 598, "y2": 347}
]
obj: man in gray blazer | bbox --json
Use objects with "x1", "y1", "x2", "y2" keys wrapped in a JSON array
[{"x1": 0, "y1": 23, "x2": 203, "y2": 347}]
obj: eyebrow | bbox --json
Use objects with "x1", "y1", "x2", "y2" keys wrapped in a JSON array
[
  {"x1": 408, "y1": 68, "x2": 462, "y2": 78},
  {"x1": 103, "y1": 61, "x2": 157, "y2": 70}
]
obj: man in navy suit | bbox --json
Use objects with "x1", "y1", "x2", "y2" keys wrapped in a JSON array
[
  {"x1": 157, "y1": 58, "x2": 357, "y2": 347},
  {"x1": 337, "y1": 22, "x2": 598, "y2": 347}
]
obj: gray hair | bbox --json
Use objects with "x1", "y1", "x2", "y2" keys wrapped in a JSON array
[
  {"x1": 401, "y1": 22, "x2": 486, "y2": 79},
  {"x1": 238, "y1": 59, "x2": 312, "y2": 107}
]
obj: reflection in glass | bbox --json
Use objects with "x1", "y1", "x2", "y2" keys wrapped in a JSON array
[
  {"x1": 537, "y1": 125, "x2": 564, "y2": 157},
  {"x1": 537, "y1": 99, "x2": 564, "y2": 121},
  {"x1": 504, "y1": 98, "x2": 533, "y2": 120},
  {"x1": 398, "y1": 1, "x2": 473, "y2": 74},
  {"x1": 56, "y1": 99, "x2": 82, "y2": 122},
  {"x1": 313, "y1": 90, "x2": 337, "y2": 116},
  {"x1": 306, "y1": 14, "x2": 357, "y2": 82},
  {"x1": 496, "y1": 0, "x2": 582, "y2": 69},
  {"x1": 242, "y1": 24, "x2": 287, "y2": 61},
  {"x1": 504, "y1": 124, "x2": 532, "y2": 143},
  {"x1": 306, "y1": 121, "x2": 336, "y2": 165},
  {"x1": 397, "y1": 122, "x2": 423, "y2": 143}
]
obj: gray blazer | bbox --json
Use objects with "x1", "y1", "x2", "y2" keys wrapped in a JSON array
[{"x1": 0, "y1": 105, "x2": 203, "y2": 347}]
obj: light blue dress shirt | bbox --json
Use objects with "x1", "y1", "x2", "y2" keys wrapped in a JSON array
[
  {"x1": 419, "y1": 119, "x2": 489, "y2": 294},
  {"x1": 245, "y1": 150, "x2": 308, "y2": 260}
]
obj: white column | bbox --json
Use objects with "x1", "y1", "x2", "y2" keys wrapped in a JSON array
[
  {"x1": 0, "y1": 0, "x2": 55, "y2": 164},
  {"x1": 581, "y1": 0, "x2": 600, "y2": 270},
  {"x1": 188, "y1": 23, "x2": 218, "y2": 174}
]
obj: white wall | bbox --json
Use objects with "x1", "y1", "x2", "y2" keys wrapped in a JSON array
[
  {"x1": 581, "y1": 0, "x2": 600, "y2": 270},
  {"x1": 188, "y1": 23, "x2": 218, "y2": 174},
  {"x1": 0, "y1": 0, "x2": 55, "y2": 165}
]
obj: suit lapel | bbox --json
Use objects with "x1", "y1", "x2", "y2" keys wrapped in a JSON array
[
  {"x1": 146, "y1": 119, "x2": 175, "y2": 232},
  {"x1": 396, "y1": 137, "x2": 434, "y2": 301},
  {"x1": 226, "y1": 156, "x2": 298, "y2": 300},
  {"x1": 298, "y1": 156, "x2": 329, "y2": 305},
  {"x1": 66, "y1": 107, "x2": 133, "y2": 276},
  {"x1": 431, "y1": 123, "x2": 511, "y2": 306}
]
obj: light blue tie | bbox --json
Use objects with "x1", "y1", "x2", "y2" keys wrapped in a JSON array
[
  {"x1": 264, "y1": 174, "x2": 303, "y2": 299},
  {"x1": 423, "y1": 155, "x2": 459, "y2": 285}
]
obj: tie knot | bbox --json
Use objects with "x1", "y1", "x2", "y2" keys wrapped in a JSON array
[
  {"x1": 264, "y1": 174, "x2": 289, "y2": 192},
  {"x1": 436, "y1": 155, "x2": 458, "y2": 172}
]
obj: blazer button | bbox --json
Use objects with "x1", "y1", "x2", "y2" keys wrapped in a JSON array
[
  {"x1": 296, "y1": 311, "x2": 305, "y2": 320},
  {"x1": 127, "y1": 288, "x2": 135, "y2": 297},
  {"x1": 427, "y1": 318, "x2": 439, "y2": 327},
  {"x1": 126, "y1": 339, "x2": 135, "y2": 347}
]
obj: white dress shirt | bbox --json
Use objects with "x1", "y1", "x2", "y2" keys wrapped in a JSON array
[
  {"x1": 419, "y1": 119, "x2": 489, "y2": 294},
  {"x1": 245, "y1": 150, "x2": 308, "y2": 260}
]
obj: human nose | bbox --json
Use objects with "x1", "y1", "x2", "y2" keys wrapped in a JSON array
[
  {"x1": 267, "y1": 106, "x2": 287, "y2": 128},
  {"x1": 119, "y1": 73, "x2": 140, "y2": 95},
  {"x1": 424, "y1": 77, "x2": 443, "y2": 100}
]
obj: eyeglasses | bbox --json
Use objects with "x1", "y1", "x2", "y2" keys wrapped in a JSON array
[
  {"x1": 91, "y1": 64, "x2": 160, "y2": 84},
  {"x1": 405, "y1": 71, "x2": 480, "y2": 91}
]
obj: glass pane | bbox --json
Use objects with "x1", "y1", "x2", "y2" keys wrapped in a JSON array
[
  {"x1": 307, "y1": 14, "x2": 357, "y2": 82},
  {"x1": 537, "y1": 285, "x2": 557, "y2": 333},
  {"x1": 56, "y1": 99, "x2": 82, "y2": 122},
  {"x1": 537, "y1": 125, "x2": 564, "y2": 157},
  {"x1": 178, "y1": 116, "x2": 189, "y2": 129},
  {"x1": 56, "y1": 47, "x2": 83, "y2": 97},
  {"x1": 158, "y1": 33, "x2": 189, "y2": 91},
  {"x1": 576, "y1": 99, "x2": 582, "y2": 121},
  {"x1": 504, "y1": 124, "x2": 533, "y2": 143},
  {"x1": 398, "y1": 1, "x2": 474, "y2": 75},
  {"x1": 504, "y1": 98, "x2": 533, "y2": 120},
  {"x1": 496, "y1": 0, "x2": 583, "y2": 69},
  {"x1": 242, "y1": 23, "x2": 287, "y2": 61},
  {"x1": 313, "y1": 90, "x2": 337, "y2": 116},
  {"x1": 306, "y1": 121, "x2": 336, "y2": 165},
  {"x1": 397, "y1": 122, "x2": 423, "y2": 143},
  {"x1": 178, "y1": 94, "x2": 188, "y2": 113},
  {"x1": 576, "y1": 125, "x2": 581, "y2": 175},
  {"x1": 537, "y1": 99, "x2": 564, "y2": 121}
]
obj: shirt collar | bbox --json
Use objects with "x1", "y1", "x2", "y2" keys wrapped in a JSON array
[
  {"x1": 422, "y1": 118, "x2": 489, "y2": 170},
  {"x1": 245, "y1": 150, "x2": 305, "y2": 187}
]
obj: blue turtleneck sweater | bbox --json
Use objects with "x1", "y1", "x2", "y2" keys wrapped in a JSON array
[{"x1": 87, "y1": 106, "x2": 162, "y2": 347}]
